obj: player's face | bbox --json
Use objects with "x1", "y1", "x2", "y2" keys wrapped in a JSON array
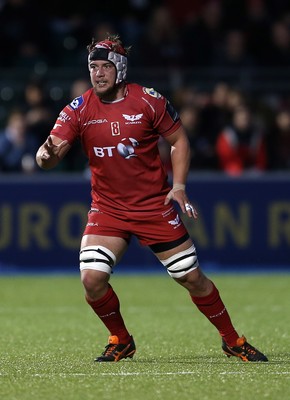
[{"x1": 89, "y1": 60, "x2": 117, "y2": 100}]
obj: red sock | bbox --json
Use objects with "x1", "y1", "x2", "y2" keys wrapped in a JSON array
[
  {"x1": 191, "y1": 282, "x2": 239, "y2": 347},
  {"x1": 86, "y1": 285, "x2": 131, "y2": 344}
]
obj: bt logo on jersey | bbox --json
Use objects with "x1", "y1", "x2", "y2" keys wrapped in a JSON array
[
  {"x1": 93, "y1": 147, "x2": 115, "y2": 157},
  {"x1": 93, "y1": 137, "x2": 139, "y2": 159}
]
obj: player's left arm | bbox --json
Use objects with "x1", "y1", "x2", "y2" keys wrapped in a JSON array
[{"x1": 164, "y1": 126, "x2": 197, "y2": 218}]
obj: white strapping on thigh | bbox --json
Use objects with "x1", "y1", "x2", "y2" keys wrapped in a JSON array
[
  {"x1": 79, "y1": 245, "x2": 116, "y2": 274},
  {"x1": 160, "y1": 245, "x2": 199, "y2": 278}
]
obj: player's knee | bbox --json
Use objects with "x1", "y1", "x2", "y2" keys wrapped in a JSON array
[
  {"x1": 160, "y1": 245, "x2": 199, "y2": 278},
  {"x1": 81, "y1": 268, "x2": 109, "y2": 297},
  {"x1": 79, "y1": 245, "x2": 116, "y2": 274}
]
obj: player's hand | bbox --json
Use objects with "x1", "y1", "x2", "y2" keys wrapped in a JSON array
[
  {"x1": 164, "y1": 187, "x2": 198, "y2": 219},
  {"x1": 40, "y1": 136, "x2": 68, "y2": 160}
]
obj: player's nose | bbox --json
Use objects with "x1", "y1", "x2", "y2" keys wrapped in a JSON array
[{"x1": 96, "y1": 66, "x2": 105, "y2": 76}]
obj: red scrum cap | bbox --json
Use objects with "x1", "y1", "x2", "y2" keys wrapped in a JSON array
[{"x1": 94, "y1": 39, "x2": 127, "y2": 55}]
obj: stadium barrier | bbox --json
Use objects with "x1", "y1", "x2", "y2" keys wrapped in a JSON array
[{"x1": 0, "y1": 173, "x2": 289, "y2": 273}]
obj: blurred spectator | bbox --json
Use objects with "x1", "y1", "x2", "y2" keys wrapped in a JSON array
[
  {"x1": 172, "y1": 86, "x2": 208, "y2": 111},
  {"x1": 0, "y1": 0, "x2": 50, "y2": 68},
  {"x1": 118, "y1": 0, "x2": 153, "y2": 46},
  {"x1": 132, "y1": 4, "x2": 182, "y2": 68},
  {"x1": 46, "y1": 12, "x2": 90, "y2": 67},
  {"x1": 263, "y1": 19, "x2": 290, "y2": 66},
  {"x1": 165, "y1": 0, "x2": 202, "y2": 27},
  {"x1": 69, "y1": 78, "x2": 91, "y2": 99},
  {"x1": 212, "y1": 29, "x2": 256, "y2": 69},
  {"x1": 244, "y1": 0, "x2": 272, "y2": 66},
  {"x1": 179, "y1": 105, "x2": 203, "y2": 169},
  {"x1": 224, "y1": 86, "x2": 246, "y2": 113},
  {"x1": 0, "y1": 109, "x2": 39, "y2": 173},
  {"x1": 197, "y1": 82, "x2": 233, "y2": 169},
  {"x1": 266, "y1": 109, "x2": 290, "y2": 170},
  {"x1": 15, "y1": 40, "x2": 49, "y2": 74},
  {"x1": 215, "y1": 104, "x2": 267, "y2": 175},
  {"x1": 23, "y1": 80, "x2": 56, "y2": 145},
  {"x1": 180, "y1": 0, "x2": 224, "y2": 67},
  {"x1": 90, "y1": 21, "x2": 118, "y2": 43}
]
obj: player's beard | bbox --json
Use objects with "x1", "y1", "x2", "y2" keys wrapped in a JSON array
[
  {"x1": 93, "y1": 82, "x2": 119, "y2": 101},
  {"x1": 94, "y1": 81, "x2": 126, "y2": 102}
]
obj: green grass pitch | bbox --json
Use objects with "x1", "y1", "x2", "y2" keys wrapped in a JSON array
[{"x1": 0, "y1": 272, "x2": 289, "y2": 400}]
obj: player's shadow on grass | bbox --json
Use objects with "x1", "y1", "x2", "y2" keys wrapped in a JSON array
[
  {"x1": 133, "y1": 354, "x2": 289, "y2": 364},
  {"x1": 134, "y1": 355, "x2": 227, "y2": 364}
]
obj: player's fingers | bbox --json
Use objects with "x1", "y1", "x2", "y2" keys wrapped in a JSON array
[
  {"x1": 184, "y1": 202, "x2": 198, "y2": 219},
  {"x1": 164, "y1": 189, "x2": 174, "y2": 205},
  {"x1": 164, "y1": 195, "x2": 170, "y2": 205},
  {"x1": 57, "y1": 140, "x2": 68, "y2": 150},
  {"x1": 40, "y1": 150, "x2": 49, "y2": 159},
  {"x1": 47, "y1": 135, "x2": 53, "y2": 146}
]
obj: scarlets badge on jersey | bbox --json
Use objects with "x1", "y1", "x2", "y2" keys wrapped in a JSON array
[
  {"x1": 143, "y1": 87, "x2": 162, "y2": 99},
  {"x1": 68, "y1": 95, "x2": 84, "y2": 110}
]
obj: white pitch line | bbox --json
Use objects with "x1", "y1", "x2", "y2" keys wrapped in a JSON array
[
  {"x1": 0, "y1": 371, "x2": 287, "y2": 378},
  {"x1": 0, "y1": 371, "x2": 290, "y2": 378},
  {"x1": 99, "y1": 371, "x2": 290, "y2": 377}
]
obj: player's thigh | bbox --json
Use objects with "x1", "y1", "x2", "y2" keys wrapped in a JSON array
[
  {"x1": 154, "y1": 237, "x2": 194, "y2": 261},
  {"x1": 81, "y1": 234, "x2": 128, "y2": 263}
]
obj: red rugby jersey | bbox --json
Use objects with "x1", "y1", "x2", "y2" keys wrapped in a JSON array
[{"x1": 51, "y1": 83, "x2": 181, "y2": 212}]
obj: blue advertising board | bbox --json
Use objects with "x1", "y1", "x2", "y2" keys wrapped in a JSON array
[{"x1": 0, "y1": 173, "x2": 289, "y2": 273}]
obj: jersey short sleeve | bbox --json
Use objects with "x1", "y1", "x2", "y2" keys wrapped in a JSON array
[
  {"x1": 140, "y1": 87, "x2": 182, "y2": 137},
  {"x1": 49, "y1": 92, "x2": 90, "y2": 144}
]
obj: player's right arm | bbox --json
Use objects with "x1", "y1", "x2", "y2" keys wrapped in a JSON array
[{"x1": 36, "y1": 135, "x2": 71, "y2": 170}]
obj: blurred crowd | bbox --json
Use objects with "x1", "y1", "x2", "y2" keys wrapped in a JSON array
[{"x1": 1, "y1": 0, "x2": 290, "y2": 175}]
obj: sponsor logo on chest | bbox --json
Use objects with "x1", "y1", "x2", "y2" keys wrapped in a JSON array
[{"x1": 83, "y1": 119, "x2": 108, "y2": 126}]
